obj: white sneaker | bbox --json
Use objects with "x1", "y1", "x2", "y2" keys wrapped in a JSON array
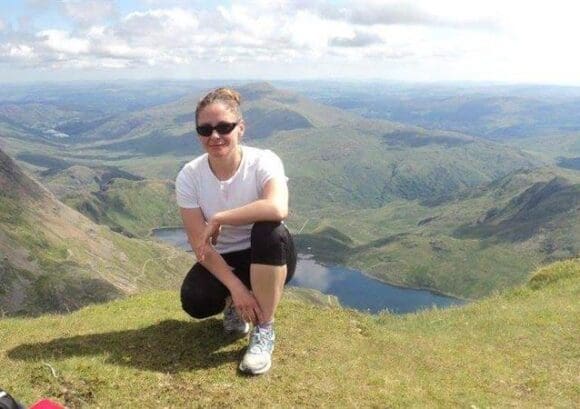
[
  {"x1": 223, "y1": 299, "x2": 250, "y2": 337},
  {"x1": 239, "y1": 325, "x2": 275, "y2": 375}
]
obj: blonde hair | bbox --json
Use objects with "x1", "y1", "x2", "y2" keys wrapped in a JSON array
[{"x1": 195, "y1": 87, "x2": 242, "y2": 124}]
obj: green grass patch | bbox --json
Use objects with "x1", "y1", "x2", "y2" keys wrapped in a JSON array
[{"x1": 0, "y1": 259, "x2": 577, "y2": 407}]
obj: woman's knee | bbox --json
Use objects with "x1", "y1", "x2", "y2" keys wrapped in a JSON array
[
  {"x1": 251, "y1": 221, "x2": 294, "y2": 267},
  {"x1": 181, "y1": 302, "x2": 216, "y2": 319},
  {"x1": 251, "y1": 221, "x2": 284, "y2": 249},
  {"x1": 180, "y1": 288, "x2": 224, "y2": 319},
  {"x1": 180, "y1": 264, "x2": 226, "y2": 319}
]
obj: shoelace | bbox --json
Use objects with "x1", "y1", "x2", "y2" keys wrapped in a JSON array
[{"x1": 249, "y1": 327, "x2": 273, "y2": 353}]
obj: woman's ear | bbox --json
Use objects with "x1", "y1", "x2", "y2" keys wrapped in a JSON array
[{"x1": 238, "y1": 120, "x2": 245, "y2": 138}]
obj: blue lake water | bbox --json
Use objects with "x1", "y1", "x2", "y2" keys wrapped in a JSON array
[{"x1": 152, "y1": 227, "x2": 466, "y2": 314}]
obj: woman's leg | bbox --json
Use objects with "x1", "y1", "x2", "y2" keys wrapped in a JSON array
[
  {"x1": 240, "y1": 221, "x2": 296, "y2": 374},
  {"x1": 180, "y1": 262, "x2": 230, "y2": 319},
  {"x1": 181, "y1": 249, "x2": 253, "y2": 319},
  {"x1": 249, "y1": 221, "x2": 296, "y2": 324}
]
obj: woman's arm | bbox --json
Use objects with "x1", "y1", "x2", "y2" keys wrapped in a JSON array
[
  {"x1": 198, "y1": 177, "x2": 288, "y2": 251},
  {"x1": 213, "y1": 177, "x2": 288, "y2": 226},
  {"x1": 180, "y1": 207, "x2": 264, "y2": 323},
  {"x1": 180, "y1": 207, "x2": 242, "y2": 285}
]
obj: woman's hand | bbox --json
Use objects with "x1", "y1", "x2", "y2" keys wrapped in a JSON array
[
  {"x1": 230, "y1": 283, "x2": 264, "y2": 325},
  {"x1": 194, "y1": 218, "x2": 221, "y2": 262}
]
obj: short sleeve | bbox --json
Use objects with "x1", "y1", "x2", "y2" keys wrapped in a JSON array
[
  {"x1": 175, "y1": 168, "x2": 200, "y2": 208},
  {"x1": 257, "y1": 150, "x2": 287, "y2": 189}
]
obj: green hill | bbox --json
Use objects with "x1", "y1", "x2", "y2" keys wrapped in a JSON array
[
  {"x1": 0, "y1": 148, "x2": 193, "y2": 316},
  {"x1": 3, "y1": 82, "x2": 538, "y2": 196},
  {"x1": 294, "y1": 82, "x2": 580, "y2": 140},
  {"x1": 0, "y1": 259, "x2": 577, "y2": 407},
  {"x1": 1, "y1": 82, "x2": 572, "y2": 301},
  {"x1": 295, "y1": 166, "x2": 580, "y2": 298},
  {"x1": 62, "y1": 178, "x2": 181, "y2": 238}
]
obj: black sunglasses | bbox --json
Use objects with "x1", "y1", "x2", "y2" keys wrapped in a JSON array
[{"x1": 196, "y1": 121, "x2": 238, "y2": 137}]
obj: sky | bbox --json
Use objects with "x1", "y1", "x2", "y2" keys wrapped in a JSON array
[{"x1": 0, "y1": 0, "x2": 579, "y2": 85}]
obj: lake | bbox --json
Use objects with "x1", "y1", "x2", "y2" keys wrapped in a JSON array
[{"x1": 152, "y1": 227, "x2": 466, "y2": 314}]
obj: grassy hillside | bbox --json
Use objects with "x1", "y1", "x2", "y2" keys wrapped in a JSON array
[
  {"x1": 40, "y1": 165, "x2": 143, "y2": 199},
  {"x1": 2, "y1": 82, "x2": 574, "y2": 301},
  {"x1": 293, "y1": 82, "x2": 580, "y2": 140},
  {"x1": 293, "y1": 167, "x2": 580, "y2": 298},
  {"x1": 62, "y1": 178, "x2": 181, "y2": 238},
  {"x1": 36, "y1": 163, "x2": 579, "y2": 300},
  {"x1": 0, "y1": 148, "x2": 193, "y2": 316},
  {"x1": 0, "y1": 259, "x2": 577, "y2": 408},
  {"x1": 505, "y1": 131, "x2": 580, "y2": 167}
]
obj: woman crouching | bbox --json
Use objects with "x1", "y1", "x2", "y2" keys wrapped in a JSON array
[{"x1": 175, "y1": 87, "x2": 296, "y2": 375}]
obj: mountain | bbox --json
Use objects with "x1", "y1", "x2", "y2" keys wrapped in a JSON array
[
  {"x1": 456, "y1": 174, "x2": 579, "y2": 243},
  {"x1": 2, "y1": 83, "x2": 539, "y2": 212},
  {"x1": 53, "y1": 82, "x2": 540, "y2": 208},
  {"x1": 285, "y1": 81, "x2": 580, "y2": 172},
  {"x1": 287, "y1": 81, "x2": 580, "y2": 140},
  {"x1": 40, "y1": 165, "x2": 143, "y2": 199},
  {"x1": 0, "y1": 82, "x2": 570, "y2": 300},
  {"x1": 297, "y1": 166, "x2": 580, "y2": 298},
  {"x1": 0, "y1": 148, "x2": 193, "y2": 316},
  {"x1": 1, "y1": 259, "x2": 577, "y2": 407},
  {"x1": 61, "y1": 178, "x2": 180, "y2": 238},
  {"x1": 1, "y1": 82, "x2": 541, "y2": 211}
]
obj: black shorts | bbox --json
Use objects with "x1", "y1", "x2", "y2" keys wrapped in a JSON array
[{"x1": 180, "y1": 221, "x2": 297, "y2": 319}]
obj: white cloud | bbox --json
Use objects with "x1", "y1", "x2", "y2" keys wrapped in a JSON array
[
  {"x1": 60, "y1": 0, "x2": 118, "y2": 26},
  {"x1": 0, "y1": 0, "x2": 579, "y2": 84},
  {"x1": 117, "y1": 8, "x2": 199, "y2": 47},
  {"x1": 329, "y1": 30, "x2": 385, "y2": 48},
  {"x1": 25, "y1": 0, "x2": 54, "y2": 10},
  {"x1": 0, "y1": 44, "x2": 35, "y2": 62},
  {"x1": 358, "y1": 1, "x2": 495, "y2": 29},
  {"x1": 36, "y1": 29, "x2": 90, "y2": 54}
]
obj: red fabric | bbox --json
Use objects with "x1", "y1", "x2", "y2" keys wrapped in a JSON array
[{"x1": 29, "y1": 399, "x2": 65, "y2": 409}]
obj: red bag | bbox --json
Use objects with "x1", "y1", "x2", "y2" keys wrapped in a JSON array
[{"x1": 29, "y1": 400, "x2": 65, "y2": 409}]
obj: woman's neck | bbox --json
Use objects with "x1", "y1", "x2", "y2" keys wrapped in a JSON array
[{"x1": 208, "y1": 146, "x2": 243, "y2": 181}]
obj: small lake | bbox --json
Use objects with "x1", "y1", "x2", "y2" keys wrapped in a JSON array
[{"x1": 152, "y1": 227, "x2": 466, "y2": 314}]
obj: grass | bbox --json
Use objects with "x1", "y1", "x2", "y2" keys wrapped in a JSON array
[
  {"x1": 0, "y1": 186, "x2": 193, "y2": 315},
  {"x1": 0, "y1": 259, "x2": 577, "y2": 408},
  {"x1": 62, "y1": 178, "x2": 181, "y2": 238}
]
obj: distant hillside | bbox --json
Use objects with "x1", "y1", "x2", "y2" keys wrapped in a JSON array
[
  {"x1": 0, "y1": 259, "x2": 577, "y2": 407},
  {"x1": 40, "y1": 165, "x2": 143, "y2": 199},
  {"x1": 456, "y1": 175, "x2": 580, "y2": 242},
  {"x1": 0, "y1": 148, "x2": 193, "y2": 316},
  {"x1": 293, "y1": 82, "x2": 580, "y2": 139},
  {"x1": 0, "y1": 82, "x2": 541, "y2": 213},
  {"x1": 296, "y1": 166, "x2": 580, "y2": 298},
  {"x1": 505, "y1": 131, "x2": 580, "y2": 166},
  {"x1": 0, "y1": 82, "x2": 569, "y2": 301},
  {"x1": 62, "y1": 178, "x2": 180, "y2": 238}
]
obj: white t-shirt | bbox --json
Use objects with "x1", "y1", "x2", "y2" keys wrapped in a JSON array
[{"x1": 175, "y1": 145, "x2": 287, "y2": 253}]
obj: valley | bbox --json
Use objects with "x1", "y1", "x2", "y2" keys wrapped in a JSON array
[{"x1": 0, "y1": 80, "x2": 578, "y2": 311}]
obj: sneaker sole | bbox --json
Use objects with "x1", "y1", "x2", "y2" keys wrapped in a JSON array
[
  {"x1": 224, "y1": 328, "x2": 250, "y2": 339},
  {"x1": 239, "y1": 358, "x2": 271, "y2": 375},
  {"x1": 224, "y1": 322, "x2": 250, "y2": 337}
]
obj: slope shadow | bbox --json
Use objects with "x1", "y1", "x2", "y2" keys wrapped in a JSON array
[{"x1": 7, "y1": 319, "x2": 244, "y2": 374}]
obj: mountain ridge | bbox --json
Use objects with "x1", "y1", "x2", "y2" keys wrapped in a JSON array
[{"x1": 0, "y1": 147, "x2": 193, "y2": 316}]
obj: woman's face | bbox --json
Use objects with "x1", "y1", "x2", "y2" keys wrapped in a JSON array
[{"x1": 196, "y1": 102, "x2": 244, "y2": 159}]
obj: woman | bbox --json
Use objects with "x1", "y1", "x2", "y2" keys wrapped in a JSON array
[{"x1": 175, "y1": 87, "x2": 296, "y2": 375}]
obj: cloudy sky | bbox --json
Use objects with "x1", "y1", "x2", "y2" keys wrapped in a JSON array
[{"x1": 1, "y1": 0, "x2": 578, "y2": 84}]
